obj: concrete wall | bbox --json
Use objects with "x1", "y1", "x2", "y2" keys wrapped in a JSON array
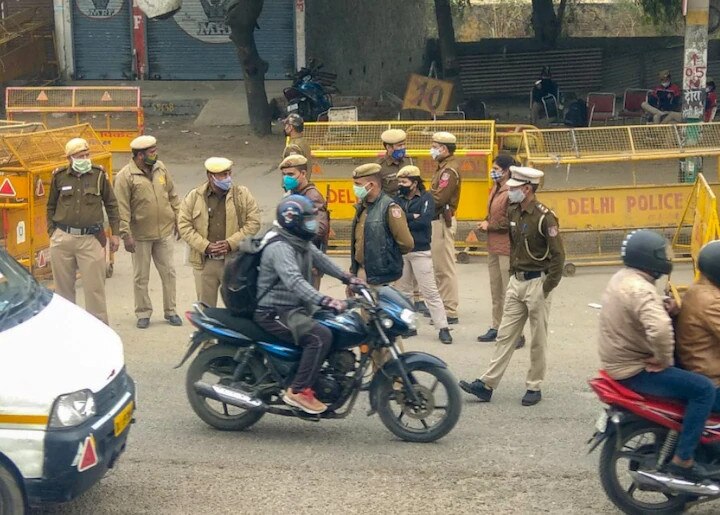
[{"x1": 305, "y1": 0, "x2": 433, "y2": 97}]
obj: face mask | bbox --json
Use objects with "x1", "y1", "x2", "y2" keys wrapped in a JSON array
[
  {"x1": 283, "y1": 175, "x2": 299, "y2": 192},
  {"x1": 304, "y1": 219, "x2": 318, "y2": 233},
  {"x1": 430, "y1": 148, "x2": 442, "y2": 160},
  {"x1": 391, "y1": 148, "x2": 406, "y2": 160},
  {"x1": 212, "y1": 176, "x2": 232, "y2": 191},
  {"x1": 490, "y1": 170, "x2": 503, "y2": 182},
  {"x1": 661, "y1": 81, "x2": 670, "y2": 88},
  {"x1": 398, "y1": 185, "x2": 412, "y2": 196},
  {"x1": 353, "y1": 183, "x2": 369, "y2": 201},
  {"x1": 72, "y1": 158, "x2": 92, "y2": 174},
  {"x1": 144, "y1": 154, "x2": 158, "y2": 166},
  {"x1": 508, "y1": 189, "x2": 526, "y2": 204},
  {"x1": 707, "y1": 87, "x2": 714, "y2": 93}
]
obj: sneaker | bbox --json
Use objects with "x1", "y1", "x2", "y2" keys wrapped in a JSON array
[
  {"x1": 165, "y1": 314, "x2": 183, "y2": 326},
  {"x1": 438, "y1": 328, "x2": 452, "y2": 344},
  {"x1": 283, "y1": 387, "x2": 327, "y2": 414},
  {"x1": 515, "y1": 335, "x2": 526, "y2": 349},
  {"x1": 459, "y1": 379, "x2": 493, "y2": 402},
  {"x1": 477, "y1": 328, "x2": 498, "y2": 342},
  {"x1": 136, "y1": 318, "x2": 150, "y2": 329},
  {"x1": 447, "y1": 317, "x2": 459, "y2": 325},
  {"x1": 665, "y1": 461, "x2": 713, "y2": 482},
  {"x1": 521, "y1": 390, "x2": 542, "y2": 406},
  {"x1": 414, "y1": 301, "x2": 431, "y2": 318}
]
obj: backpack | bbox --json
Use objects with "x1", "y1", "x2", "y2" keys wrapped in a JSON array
[
  {"x1": 220, "y1": 232, "x2": 283, "y2": 318},
  {"x1": 564, "y1": 99, "x2": 588, "y2": 128}
]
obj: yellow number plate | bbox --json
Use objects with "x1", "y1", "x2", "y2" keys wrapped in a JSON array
[{"x1": 113, "y1": 401, "x2": 134, "y2": 437}]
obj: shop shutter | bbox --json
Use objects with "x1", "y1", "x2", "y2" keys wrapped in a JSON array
[{"x1": 146, "y1": 0, "x2": 294, "y2": 80}]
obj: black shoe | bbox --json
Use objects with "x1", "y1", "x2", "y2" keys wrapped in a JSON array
[
  {"x1": 403, "y1": 329, "x2": 418, "y2": 338},
  {"x1": 165, "y1": 314, "x2": 183, "y2": 326},
  {"x1": 459, "y1": 379, "x2": 493, "y2": 402},
  {"x1": 136, "y1": 318, "x2": 150, "y2": 329},
  {"x1": 447, "y1": 317, "x2": 459, "y2": 325},
  {"x1": 521, "y1": 390, "x2": 542, "y2": 406},
  {"x1": 477, "y1": 328, "x2": 498, "y2": 342},
  {"x1": 414, "y1": 301, "x2": 431, "y2": 318},
  {"x1": 665, "y1": 461, "x2": 715, "y2": 481},
  {"x1": 515, "y1": 335, "x2": 526, "y2": 349},
  {"x1": 438, "y1": 328, "x2": 452, "y2": 344}
]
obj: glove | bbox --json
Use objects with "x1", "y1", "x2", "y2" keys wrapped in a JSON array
[
  {"x1": 341, "y1": 273, "x2": 366, "y2": 287},
  {"x1": 319, "y1": 296, "x2": 347, "y2": 313}
]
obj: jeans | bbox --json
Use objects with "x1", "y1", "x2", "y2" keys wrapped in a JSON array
[{"x1": 619, "y1": 367, "x2": 716, "y2": 461}]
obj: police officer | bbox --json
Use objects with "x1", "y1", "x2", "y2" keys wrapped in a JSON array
[
  {"x1": 376, "y1": 129, "x2": 411, "y2": 196},
  {"x1": 430, "y1": 131, "x2": 461, "y2": 324},
  {"x1": 282, "y1": 114, "x2": 313, "y2": 178},
  {"x1": 349, "y1": 163, "x2": 414, "y2": 286},
  {"x1": 177, "y1": 157, "x2": 261, "y2": 307},
  {"x1": 114, "y1": 135, "x2": 181, "y2": 329},
  {"x1": 47, "y1": 137, "x2": 120, "y2": 324},
  {"x1": 460, "y1": 166, "x2": 565, "y2": 406}
]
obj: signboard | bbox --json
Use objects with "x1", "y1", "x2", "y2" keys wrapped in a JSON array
[
  {"x1": 402, "y1": 74, "x2": 454, "y2": 114},
  {"x1": 76, "y1": 0, "x2": 125, "y2": 18}
]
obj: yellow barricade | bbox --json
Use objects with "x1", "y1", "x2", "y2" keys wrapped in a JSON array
[
  {"x1": 5, "y1": 87, "x2": 144, "y2": 153},
  {"x1": 0, "y1": 124, "x2": 113, "y2": 276}
]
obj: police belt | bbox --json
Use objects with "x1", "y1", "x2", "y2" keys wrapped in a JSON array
[
  {"x1": 514, "y1": 270, "x2": 546, "y2": 281},
  {"x1": 56, "y1": 223, "x2": 103, "y2": 236}
]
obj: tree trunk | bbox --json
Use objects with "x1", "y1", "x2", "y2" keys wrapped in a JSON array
[
  {"x1": 433, "y1": 0, "x2": 464, "y2": 105},
  {"x1": 531, "y1": 0, "x2": 567, "y2": 49},
  {"x1": 226, "y1": 0, "x2": 271, "y2": 136}
]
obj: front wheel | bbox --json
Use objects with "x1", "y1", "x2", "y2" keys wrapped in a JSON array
[
  {"x1": 376, "y1": 364, "x2": 462, "y2": 443},
  {"x1": 0, "y1": 462, "x2": 25, "y2": 515}
]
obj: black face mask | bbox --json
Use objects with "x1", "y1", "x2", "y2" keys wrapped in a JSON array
[{"x1": 398, "y1": 185, "x2": 412, "y2": 196}]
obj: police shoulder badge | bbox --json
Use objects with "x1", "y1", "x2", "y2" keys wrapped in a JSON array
[
  {"x1": 548, "y1": 226, "x2": 559, "y2": 237},
  {"x1": 390, "y1": 205, "x2": 402, "y2": 219}
]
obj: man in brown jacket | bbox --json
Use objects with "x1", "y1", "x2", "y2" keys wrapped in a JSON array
[
  {"x1": 177, "y1": 157, "x2": 261, "y2": 307},
  {"x1": 114, "y1": 135, "x2": 181, "y2": 329},
  {"x1": 376, "y1": 129, "x2": 411, "y2": 196}
]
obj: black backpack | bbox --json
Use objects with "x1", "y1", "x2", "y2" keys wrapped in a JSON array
[
  {"x1": 220, "y1": 233, "x2": 283, "y2": 318},
  {"x1": 564, "y1": 99, "x2": 589, "y2": 127}
]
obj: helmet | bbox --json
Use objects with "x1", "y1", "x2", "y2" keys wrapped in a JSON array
[
  {"x1": 621, "y1": 230, "x2": 673, "y2": 278},
  {"x1": 283, "y1": 113, "x2": 304, "y2": 131},
  {"x1": 698, "y1": 240, "x2": 720, "y2": 287},
  {"x1": 276, "y1": 194, "x2": 317, "y2": 240}
]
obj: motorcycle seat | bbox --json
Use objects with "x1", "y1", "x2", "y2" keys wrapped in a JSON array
[{"x1": 202, "y1": 307, "x2": 286, "y2": 345}]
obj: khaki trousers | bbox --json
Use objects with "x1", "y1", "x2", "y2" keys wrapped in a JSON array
[
  {"x1": 488, "y1": 253, "x2": 510, "y2": 329},
  {"x1": 431, "y1": 218, "x2": 459, "y2": 318},
  {"x1": 50, "y1": 229, "x2": 108, "y2": 324},
  {"x1": 641, "y1": 102, "x2": 683, "y2": 124},
  {"x1": 193, "y1": 258, "x2": 225, "y2": 307},
  {"x1": 395, "y1": 251, "x2": 448, "y2": 329},
  {"x1": 132, "y1": 237, "x2": 177, "y2": 319},
  {"x1": 480, "y1": 275, "x2": 552, "y2": 391}
]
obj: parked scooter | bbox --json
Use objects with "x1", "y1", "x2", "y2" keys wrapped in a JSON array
[{"x1": 284, "y1": 59, "x2": 337, "y2": 122}]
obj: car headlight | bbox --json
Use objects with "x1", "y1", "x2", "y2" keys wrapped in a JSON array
[
  {"x1": 50, "y1": 390, "x2": 96, "y2": 428},
  {"x1": 399, "y1": 308, "x2": 417, "y2": 330}
]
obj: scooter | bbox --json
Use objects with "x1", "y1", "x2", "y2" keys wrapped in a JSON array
[{"x1": 284, "y1": 59, "x2": 336, "y2": 121}]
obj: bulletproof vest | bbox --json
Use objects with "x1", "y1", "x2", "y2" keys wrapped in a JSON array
[{"x1": 356, "y1": 193, "x2": 403, "y2": 285}]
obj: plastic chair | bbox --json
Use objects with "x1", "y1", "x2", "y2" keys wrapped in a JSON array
[
  {"x1": 587, "y1": 93, "x2": 617, "y2": 126},
  {"x1": 619, "y1": 89, "x2": 649, "y2": 123}
]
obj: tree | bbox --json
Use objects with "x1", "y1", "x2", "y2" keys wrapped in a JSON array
[
  {"x1": 531, "y1": 0, "x2": 570, "y2": 49},
  {"x1": 225, "y1": 0, "x2": 272, "y2": 136},
  {"x1": 636, "y1": 0, "x2": 682, "y2": 26}
]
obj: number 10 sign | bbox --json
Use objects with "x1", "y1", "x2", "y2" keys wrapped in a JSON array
[{"x1": 402, "y1": 74, "x2": 454, "y2": 114}]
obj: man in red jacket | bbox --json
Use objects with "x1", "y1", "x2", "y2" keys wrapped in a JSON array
[{"x1": 642, "y1": 70, "x2": 682, "y2": 124}]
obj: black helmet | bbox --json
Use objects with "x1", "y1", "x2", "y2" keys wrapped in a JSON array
[
  {"x1": 276, "y1": 194, "x2": 317, "y2": 240},
  {"x1": 698, "y1": 240, "x2": 720, "y2": 287},
  {"x1": 621, "y1": 230, "x2": 673, "y2": 278}
]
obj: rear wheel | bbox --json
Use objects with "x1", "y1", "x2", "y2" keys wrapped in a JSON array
[
  {"x1": 185, "y1": 343, "x2": 267, "y2": 431},
  {"x1": 0, "y1": 462, "x2": 25, "y2": 515}
]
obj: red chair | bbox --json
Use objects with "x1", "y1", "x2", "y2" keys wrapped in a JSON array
[
  {"x1": 587, "y1": 92, "x2": 617, "y2": 126},
  {"x1": 619, "y1": 88, "x2": 650, "y2": 123}
]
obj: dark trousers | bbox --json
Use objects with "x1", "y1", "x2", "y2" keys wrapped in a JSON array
[
  {"x1": 254, "y1": 309, "x2": 332, "y2": 392},
  {"x1": 619, "y1": 367, "x2": 716, "y2": 461}
]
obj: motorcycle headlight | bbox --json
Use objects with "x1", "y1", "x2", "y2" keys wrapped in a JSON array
[
  {"x1": 381, "y1": 317, "x2": 394, "y2": 329},
  {"x1": 49, "y1": 389, "x2": 96, "y2": 428},
  {"x1": 399, "y1": 308, "x2": 417, "y2": 330}
]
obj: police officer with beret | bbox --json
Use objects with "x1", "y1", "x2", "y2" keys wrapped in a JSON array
[
  {"x1": 460, "y1": 166, "x2": 565, "y2": 406},
  {"x1": 377, "y1": 129, "x2": 412, "y2": 196},
  {"x1": 178, "y1": 157, "x2": 261, "y2": 307},
  {"x1": 430, "y1": 131, "x2": 461, "y2": 324},
  {"x1": 282, "y1": 114, "x2": 314, "y2": 179},
  {"x1": 114, "y1": 135, "x2": 182, "y2": 329},
  {"x1": 47, "y1": 137, "x2": 120, "y2": 324}
]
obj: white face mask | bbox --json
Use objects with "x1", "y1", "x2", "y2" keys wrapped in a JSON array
[
  {"x1": 661, "y1": 81, "x2": 671, "y2": 88},
  {"x1": 71, "y1": 158, "x2": 92, "y2": 174},
  {"x1": 430, "y1": 147, "x2": 442, "y2": 160},
  {"x1": 508, "y1": 189, "x2": 526, "y2": 204}
]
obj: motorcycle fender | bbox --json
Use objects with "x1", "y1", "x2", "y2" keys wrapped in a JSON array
[
  {"x1": 368, "y1": 352, "x2": 448, "y2": 414},
  {"x1": 173, "y1": 331, "x2": 215, "y2": 369}
]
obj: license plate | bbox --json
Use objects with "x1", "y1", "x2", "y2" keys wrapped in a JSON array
[
  {"x1": 113, "y1": 401, "x2": 134, "y2": 437},
  {"x1": 595, "y1": 410, "x2": 608, "y2": 433},
  {"x1": 287, "y1": 103, "x2": 298, "y2": 112}
]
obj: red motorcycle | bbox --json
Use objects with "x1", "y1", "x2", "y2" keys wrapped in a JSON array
[{"x1": 588, "y1": 370, "x2": 720, "y2": 514}]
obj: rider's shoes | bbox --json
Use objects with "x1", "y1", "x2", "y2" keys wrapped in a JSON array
[
  {"x1": 283, "y1": 387, "x2": 327, "y2": 414},
  {"x1": 459, "y1": 379, "x2": 493, "y2": 402},
  {"x1": 665, "y1": 461, "x2": 714, "y2": 482}
]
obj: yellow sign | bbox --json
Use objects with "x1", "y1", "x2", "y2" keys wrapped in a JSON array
[{"x1": 402, "y1": 74, "x2": 454, "y2": 114}]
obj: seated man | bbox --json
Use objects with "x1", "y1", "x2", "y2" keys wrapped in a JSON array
[
  {"x1": 642, "y1": 70, "x2": 682, "y2": 124},
  {"x1": 253, "y1": 195, "x2": 363, "y2": 415},
  {"x1": 530, "y1": 66, "x2": 559, "y2": 126},
  {"x1": 676, "y1": 241, "x2": 720, "y2": 412},
  {"x1": 597, "y1": 230, "x2": 716, "y2": 481}
]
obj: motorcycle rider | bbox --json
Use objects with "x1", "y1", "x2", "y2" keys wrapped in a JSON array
[
  {"x1": 597, "y1": 230, "x2": 716, "y2": 481},
  {"x1": 676, "y1": 240, "x2": 720, "y2": 412},
  {"x1": 254, "y1": 195, "x2": 364, "y2": 415}
]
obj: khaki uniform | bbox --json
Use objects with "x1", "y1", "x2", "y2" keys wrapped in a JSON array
[
  {"x1": 178, "y1": 182, "x2": 261, "y2": 307},
  {"x1": 114, "y1": 159, "x2": 180, "y2": 319},
  {"x1": 376, "y1": 155, "x2": 411, "y2": 196},
  {"x1": 486, "y1": 182, "x2": 511, "y2": 329},
  {"x1": 480, "y1": 199, "x2": 565, "y2": 391},
  {"x1": 47, "y1": 165, "x2": 120, "y2": 324},
  {"x1": 430, "y1": 155, "x2": 462, "y2": 318},
  {"x1": 284, "y1": 135, "x2": 313, "y2": 179}
]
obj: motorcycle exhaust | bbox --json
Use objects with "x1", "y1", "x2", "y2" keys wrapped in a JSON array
[
  {"x1": 194, "y1": 381, "x2": 267, "y2": 412},
  {"x1": 630, "y1": 470, "x2": 720, "y2": 496}
]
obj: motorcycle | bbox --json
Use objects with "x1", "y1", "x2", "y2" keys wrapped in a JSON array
[
  {"x1": 284, "y1": 59, "x2": 336, "y2": 122},
  {"x1": 176, "y1": 285, "x2": 462, "y2": 443},
  {"x1": 588, "y1": 370, "x2": 720, "y2": 514}
]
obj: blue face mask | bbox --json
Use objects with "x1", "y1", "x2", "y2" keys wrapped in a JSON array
[
  {"x1": 212, "y1": 176, "x2": 232, "y2": 191},
  {"x1": 391, "y1": 148, "x2": 406, "y2": 160},
  {"x1": 490, "y1": 170, "x2": 503, "y2": 182},
  {"x1": 283, "y1": 175, "x2": 300, "y2": 192},
  {"x1": 304, "y1": 219, "x2": 318, "y2": 233}
]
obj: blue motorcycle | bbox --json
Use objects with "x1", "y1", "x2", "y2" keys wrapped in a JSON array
[
  {"x1": 177, "y1": 286, "x2": 461, "y2": 443},
  {"x1": 284, "y1": 59, "x2": 336, "y2": 122}
]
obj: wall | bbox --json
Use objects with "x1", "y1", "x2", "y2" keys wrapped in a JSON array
[{"x1": 305, "y1": 0, "x2": 433, "y2": 97}]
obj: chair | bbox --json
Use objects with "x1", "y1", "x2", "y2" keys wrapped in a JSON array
[
  {"x1": 586, "y1": 93, "x2": 617, "y2": 126},
  {"x1": 542, "y1": 94, "x2": 564, "y2": 125},
  {"x1": 619, "y1": 89, "x2": 650, "y2": 123}
]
